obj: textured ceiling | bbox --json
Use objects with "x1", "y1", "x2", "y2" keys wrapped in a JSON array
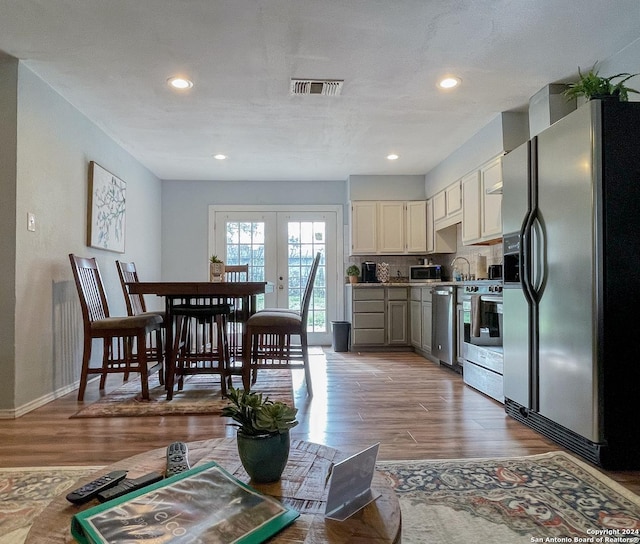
[{"x1": 1, "y1": 0, "x2": 639, "y2": 181}]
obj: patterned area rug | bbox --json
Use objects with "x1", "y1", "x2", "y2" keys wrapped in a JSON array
[
  {"x1": 0, "y1": 465, "x2": 104, "y2": 544},
  {"x1": 3, "y1": 452, "x2": 639, "y2": 543},
  {"x1": 70, "y1": 370, "x2": 293, "y2": 418},
  {"x1": 377, "y1": 451, "x2": 640, "y2": 543}
]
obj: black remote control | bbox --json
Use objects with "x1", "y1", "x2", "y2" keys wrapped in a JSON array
[
  {"x1": 97, "y1": 472, "x2": 164, "y2": 502},
  {"x1": 66, "y1": 470, "x2": 128, "y2": 505},
  {"x1": 165, "y1": 441, "x2": 190, "y2": 477}
]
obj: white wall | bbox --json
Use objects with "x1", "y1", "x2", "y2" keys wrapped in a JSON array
[
  {"x1": 161, "y1": 179, "x2": 346, "y2": 281},
  {"x1": 0, "y1": 62, "x2": 163, "y2": 415},
  {"x1": 0, "y1": 55, "x2": 18, "y2": 408},
  {"x1": 597, "y1": 37, "x2": 640, "y2": 100},
  {"x1": 347, "y1": 175, "x2": 426, "y2": 201},
  {"x1": 424, "y1": 112, "x2": 528, "y2": 196}
]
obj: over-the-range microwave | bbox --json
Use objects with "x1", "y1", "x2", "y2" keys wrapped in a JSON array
[{"x1": 409, "y1": 264, "x2": 442, "y2": 282}]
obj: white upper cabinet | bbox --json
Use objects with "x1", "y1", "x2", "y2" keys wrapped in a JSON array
[
  {"x1": 405, "y1": 200, "x2": 427, "y2": 253},
  {"x1": 350, "y1": 201, "x2": 377, "y2": 254},
  {"x1": 350, "y1": 200, "x2": 427, "y2": 255},
  {"x1": 426, "y1": 199, "x2": 434, "y2": 254},
  {"x1": 433, "y1": 180, "x2": 462, "y2": 229},
  {"x1": 480, "y1": 157, "x2": 503, "y2": 240},
  {"x1": 461, "y1": 156, "x2": 503, "y2": 245},
  {"x1": 377, "y1": 201, "x2": 405, "y2": 253},
  {"x1": 461, "y1": 170, "x2": 481, "y2": 244}
]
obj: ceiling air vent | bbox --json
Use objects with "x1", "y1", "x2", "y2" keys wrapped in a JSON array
[{"x1": 290, "y1": 78, "x2": 343, "y2": 96}]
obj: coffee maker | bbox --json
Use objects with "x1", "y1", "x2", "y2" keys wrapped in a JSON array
[{"x1": 361, "y1": 261, "x2": 378, "y2": 283}]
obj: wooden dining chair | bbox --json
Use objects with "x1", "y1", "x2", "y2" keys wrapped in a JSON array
[
  {"x1": 69, "y1": 254, "x2": 164, "y2": 401},
  {"x1": 172, "y1": 301, "x2": 232, "y2": 396},
  {"x1": 169, "y1": 264, "x2": 241, "y2": 395},
  {"x1": 222, "y1": 264, "x2": 249, "y2": 367},
  {"x1": 243, "y1": 252, "x2": 321, "y2": 396},
  {"x1": 115, "y1": 260, "x2": 165, "y2": 378},
  {"x1": 224, "y1": 264, "x2": 249, "y2": 283}
]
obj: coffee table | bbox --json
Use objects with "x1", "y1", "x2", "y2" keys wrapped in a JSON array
[{"x1": 26, "y1": 438, "x2": 402, "y2": 543}]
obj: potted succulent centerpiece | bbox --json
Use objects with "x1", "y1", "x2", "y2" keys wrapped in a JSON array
[
  {"x1": 346, "y1": 264, "x2": 360, "y2": 284},
  {"x1": 209, "y1": 255, "x2": 225, "y2": 282},
  {"x1": 221, "y1": 387, "x2": 298, "y2": 483},
  {"x1": 563, "y1": 63, "x2": 639, "y2": 102}
]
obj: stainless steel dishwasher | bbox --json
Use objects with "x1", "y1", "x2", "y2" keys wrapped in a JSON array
[{"x1": 431, "y1": 286, "x2": 459, "y2": 372}]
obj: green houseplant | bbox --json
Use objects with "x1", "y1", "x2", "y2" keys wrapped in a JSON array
[
  {"x1": 346, "y1": 264, "x2": 360, "y2": 284},
  {"x1": 209, "y1": 255, "x2": 225, "y2": 282},
  {"x1": 222, "y1": 387, "x2": 298, "y2": 482},
  {"x1": 563, "y1": 64, "x2": 639, "y2": 102}
]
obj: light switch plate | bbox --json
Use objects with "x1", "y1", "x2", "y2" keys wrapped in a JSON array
[{"x1": 27, "y1": 212, "x2": 36, "y2": 232}]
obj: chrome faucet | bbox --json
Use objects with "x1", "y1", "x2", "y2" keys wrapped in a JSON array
[{"x1": 450, "y1": 257, "x2": 470, "y2": 281}]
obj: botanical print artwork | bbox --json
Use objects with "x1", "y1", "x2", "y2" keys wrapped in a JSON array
[{"x1": 88, "y1": 161, "x2": 126, "y2": 253}]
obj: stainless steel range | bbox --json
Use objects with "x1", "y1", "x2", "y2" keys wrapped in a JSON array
[{"x1": 460, "y1": 283, "x2": 504, "y2": 403}]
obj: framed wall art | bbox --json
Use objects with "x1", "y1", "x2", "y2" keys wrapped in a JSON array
[{"x1": 87, "y1": 161, "x2": 127, "y2": 253}]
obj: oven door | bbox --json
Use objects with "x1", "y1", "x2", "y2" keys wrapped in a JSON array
[{"x1": 463, "y1": 294, "x2": 503, "y2": 346}]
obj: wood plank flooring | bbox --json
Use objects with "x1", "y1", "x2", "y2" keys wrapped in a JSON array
[{"x1": 1, "y1": 348, "x2": 639, "y2": 494}]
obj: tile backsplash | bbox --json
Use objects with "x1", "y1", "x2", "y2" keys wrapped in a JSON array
[{"x1": 345, "y1": 224, "x2": 502, "y2": 281}]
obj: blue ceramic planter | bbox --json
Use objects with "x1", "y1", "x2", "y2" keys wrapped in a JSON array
[{"x1": 237, "y1": 430, "x2": 290, "y2": 483}]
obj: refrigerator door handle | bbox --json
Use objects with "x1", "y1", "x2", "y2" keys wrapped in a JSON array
[
  {"x1": 520, "y1": 210, "x2": 536, "y2": 305},
  {"x1": 531, "y1": 216, "x2": 546, "y2": 297}
]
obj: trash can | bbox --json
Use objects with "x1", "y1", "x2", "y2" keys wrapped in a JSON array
[{"x1": 331, "y1": 321, "x2": 351, "y2": 352}]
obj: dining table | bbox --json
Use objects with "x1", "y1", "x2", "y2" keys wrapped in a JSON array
[{"x1": 127, "y1": 281, "x2": 273, "y2": 399}]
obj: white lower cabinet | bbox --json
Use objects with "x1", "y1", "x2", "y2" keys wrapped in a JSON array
[
  {"x1": 387, "y1": 291, "x2": 408, "y2": 345},
  {"x1": 410, "y1": 288, "x2": 422, "y2": 348},
  {"x1": 348, "y1": 286, "x2": 409, "y2": 348},
  {"x1": 421, "y1": 289, "x2": 432, "y2": 354},
  {"x1": 409, "y1": 287, "x2": 433, "y2": 355}
]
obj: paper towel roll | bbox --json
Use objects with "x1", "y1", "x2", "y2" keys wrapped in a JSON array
[{"x1": 476, "y1": 255, "x2": 487, "y2": 279}]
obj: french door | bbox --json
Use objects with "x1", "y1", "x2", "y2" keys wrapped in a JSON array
[{"x1": 209, "y1": 206, "x2": 342, "y2": 345}]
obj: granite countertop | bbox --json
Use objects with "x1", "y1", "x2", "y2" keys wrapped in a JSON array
[{"x1": 348, "y1": 279, "x2": 502, "y2": 287}]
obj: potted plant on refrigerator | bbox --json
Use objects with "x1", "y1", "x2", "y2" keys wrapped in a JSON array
[
  {"x1": 221, "y1": 387, "x2": 298, "y2": 483},
  {"x1": 563, "y1": 63, "x2": 639, "y2": 102},
  {"x1": 346, "y1": 264, "x2": 360, "y2": 284}
]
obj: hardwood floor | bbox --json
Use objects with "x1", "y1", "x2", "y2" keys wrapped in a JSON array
[{"x1": 1, "y1": 348, "x2": 639, "y2": 494}]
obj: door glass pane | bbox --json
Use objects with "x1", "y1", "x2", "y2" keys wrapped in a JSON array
[
  {"x1": 288, "y1": 221, "x2": 326, "y2": 332},
  {"x1": 225, "y1": 221, "x2": 266, "y2": 310}
]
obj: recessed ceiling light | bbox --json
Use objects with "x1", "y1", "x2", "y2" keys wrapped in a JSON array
[
  {"x1": 438, "y1": 76, "x2": 461, "y2": 89},
  {"x1": 387, "y1": 154, "x2": 399, "y2": 161},
  {"x1": 167, "y1": 77, "x2": 193, "y2": 90},
  {"x1": 213, "y1": 154, "x2": 227, "y2": 160}
]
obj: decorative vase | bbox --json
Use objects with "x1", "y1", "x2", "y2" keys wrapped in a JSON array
[
  {"x1": 377, "y1": 262, "x2": 390, "y2": 283},
  {"x1": 236, "y1": 430, "x2": 290, "y2": 483},
  {"x1": 210, "y1": 261, "x2": 225, "y2": 282}
]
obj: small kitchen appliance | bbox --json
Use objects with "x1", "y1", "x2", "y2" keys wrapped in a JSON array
[
  {"x1": 361, "y1": 261, "x2": 378, "y2": 283},
  {"x1": 488, "y1": 264, "x2": 503, "y2": 280},
  {"x1": 409, "y1": 265, "x2": 442, "y2": 282}
]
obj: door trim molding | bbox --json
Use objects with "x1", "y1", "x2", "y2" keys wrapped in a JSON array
[{"x1": 208, "y1": 204, "x2": 345, "y2": 333}]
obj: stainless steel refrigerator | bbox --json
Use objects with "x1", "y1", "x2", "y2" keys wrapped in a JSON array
[{"x1": 502, "y1": 100, "x2": 640, "y2": 469}]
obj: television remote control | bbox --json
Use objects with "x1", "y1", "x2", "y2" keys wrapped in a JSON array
[
  {"x1": 65, "y1": 470, "x2": 128, "y2": 505},
  {"x1": 165, "y1": 441, "x2": 190, "y2": 477},
  {"x1": 97, "y1": 472, "x2": 164, "y2": 502}
]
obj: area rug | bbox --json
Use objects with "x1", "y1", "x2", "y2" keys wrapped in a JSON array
[
  {"x1": 3, "y1": 453, "x2": 639, "y2": 544},
  {"x1": 0, "y1": 465, "x2": 104, "y2": 544},
  {"x1": 70, "y1": 370, "x2": 294, "y2": 418},
  {"x1": 377, "y1": 451, "x2": 640, "y2": 543}
]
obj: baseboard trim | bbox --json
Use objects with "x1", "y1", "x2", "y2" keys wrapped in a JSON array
[{"x1": 0, "y1": 381, "x2": 79, "y2": 419}]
